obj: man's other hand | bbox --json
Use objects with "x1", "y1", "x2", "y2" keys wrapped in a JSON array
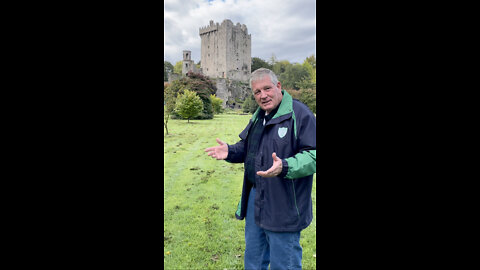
[
  {"x1": 257, "y1": 152, "x2": 282, "y2": 177},
  {"x1": 205, "y1": 138, "x2": 228, "y2": 160}
]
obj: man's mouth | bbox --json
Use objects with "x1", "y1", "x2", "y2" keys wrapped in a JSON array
[{"x1": 262, "y1": 100, "x2": 271, "y2": 105}]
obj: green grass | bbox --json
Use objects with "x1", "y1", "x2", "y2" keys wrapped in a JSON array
[{"x1": 164, "y1": 113, "x2": 316, "y2": 269}]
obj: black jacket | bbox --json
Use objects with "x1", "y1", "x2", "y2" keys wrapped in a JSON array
[{"x1": 226, "y1": 90, "x2": 316, "y2": 232}]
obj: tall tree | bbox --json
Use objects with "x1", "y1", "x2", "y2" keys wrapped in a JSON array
[
  {"x1": 164, "y1": 61, "x2": 174, "y2": 81},
  {"x1": 269, "y1": 53, "x2": 277, "y2": 66},
  {"x1": 302, "y1": 60, "x2": 316, "y2": 84},
  {"x1": 251, "y1": 57, "x2": 273, "y2": 72},
  {"x1": 167, "y1": 72, "x2": 216, "y2": 120},
  {"x1": 175, "y1": 89, "x2": 204, "y2": 123},
  {"x1": 272, "y1": 60, "x2": 291, "y2": 77},
  {"x1": 164, "y1": 83, "x2": 176, "y2": 134},
  {"x1": 173, "y1": 61, "x2": 183, "y2": 74},
  {"x1": 280, "y1": 63, "x2": 310, "y2": 90},
  {"x1": 305, "y1": 54, "x2": 316, "y2": 69}
]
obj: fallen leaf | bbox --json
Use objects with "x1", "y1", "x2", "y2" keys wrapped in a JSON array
[
  {"x1": 313, "y1": 254, "x2": 316, "y2": 258},
  {"x1": 211, "y1": 254, "x2": 219, "y2": 261},
  {"x1": 235, "y1": 254, "x2": 242, "y2": 258},
  {"x1": 166, "y1": 251, "x2": 171, "y2": 255}
]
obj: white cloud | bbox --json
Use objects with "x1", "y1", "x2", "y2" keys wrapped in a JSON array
[{"x1": 164, "y1": 0, "x2": 316, "y2": 65}]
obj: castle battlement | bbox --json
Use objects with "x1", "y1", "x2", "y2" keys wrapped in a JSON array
[{"x1": 199, "y1": 20, "x2": 219, "y2": 35}]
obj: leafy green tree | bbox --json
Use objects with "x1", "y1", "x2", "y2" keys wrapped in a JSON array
[
  {"x1": 296, "y1": 76, "x2": 315, "y2": 90},
  {"x1": 164, "y1": 61, "x2": 174, "y2": 81},
  {"x1": 299, "y1": 88, "x2": 316, "y2": 114},
  {"x1": 167, "y1": 72, "x2": 217, "y2": 119},
  {"x1": 280, "y1": 63, "x2": 310, "y2": 90},
  {"x1": 242, "y1": 94, "x2": 259, "y2": 114},
  {"x1": 173, "y1": 61, "x2": 183, "y2": 74},
  {"x1": 175, "y1": 89, "x2": 204, "y2": 123},
  {"x1": 302, "y1": 60, "x2": 316, "y2": 84},
  {"x1": 272, "y1": 60, "x2": 291, "y2": 77},
  {"x1": 164, "y1": 83, "x2": 176, "y2": 134},
  {"x1": 305, "y1": 54, "x2": 316, "y2": 69},
  {"x1": 285, "y1": 88, "x2": 316, "y2": 114},
  {"x1": 251, "y1": 57, "x2": 272, "y2": 72},
  {"x1": 210, "y1": 94, "x2": 224, "y2": 114},
  {"x1": 185, "y1": 71, "x2": 216, "y2": 119}
]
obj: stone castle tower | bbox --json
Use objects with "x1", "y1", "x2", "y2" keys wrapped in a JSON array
[
  {"x1": 199, "y1": 19, "x2": 251, "y2": 82},
  {"x1": 182, "y1": 50, "x2": 201, "y2": 76}
]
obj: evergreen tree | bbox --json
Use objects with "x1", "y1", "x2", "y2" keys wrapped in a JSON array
[
  {"x1": 175, "y1": 89, "x2": 204, "y2": 123},
  {"x1": 251, "y1": 57, "x2": 273, "y2": 72}
]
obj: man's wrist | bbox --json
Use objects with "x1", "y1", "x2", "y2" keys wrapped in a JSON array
[{"x1": 279, "y1": 159, "x2": 289, "y2": 178}]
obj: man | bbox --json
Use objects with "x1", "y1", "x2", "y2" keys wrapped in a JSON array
[{"x1": 205, "y1": 68, "x2": 316, "y2": 270}]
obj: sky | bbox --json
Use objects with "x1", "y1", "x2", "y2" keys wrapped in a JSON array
[{"x1": 164, "y1": 0, "x2": 316, "y2": 65}]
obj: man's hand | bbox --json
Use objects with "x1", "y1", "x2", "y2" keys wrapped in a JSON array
[
  {"x1": 257, "y1": 152, "x2": 283, "y2": 178},
  {"x1": 205, "y1": 138, "x2": 228, "y2": 160}
]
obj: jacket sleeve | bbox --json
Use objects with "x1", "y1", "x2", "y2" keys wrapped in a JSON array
[
  {"x1": 281, "y1": 107, "x2": 316, "y2": 179},
  {"x1": 225, "y1": 120, "x2": 252, "y2": 163},
  {"x1": 225, "y1": 140, "x2": 246, "y2": 163}
]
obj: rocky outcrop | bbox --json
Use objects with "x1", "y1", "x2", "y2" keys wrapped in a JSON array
[{"x1": 214, "y1": 78, "x2": 251, "y2": 109}]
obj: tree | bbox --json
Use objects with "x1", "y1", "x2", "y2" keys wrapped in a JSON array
[
  {"x1": 175, "y1": 89, "x2": 204, "y2": 123},
  {"x1": 280, "y1": 63, "x2": 310, "y2": 90},
  {"x1": 164, "y1": 83, "x2": 176, "y2": 135},
  {"x1": 185, "y1": 71, "x2": 216, "y2": 119},
  {"x1": 305, "y1": 54, "x2": 316, "y2": 69},
  {"x1": 272, "y1": 60, "x2": 291, "y2": 77},
  {"x1": 285, "y1": 88, "x2": 316, "y2": 114},
  {"x1": 269, "y1": 53, "x2": 277, "y2": 66},
  {"x1": 167, "y1": 71, "x2": 217, "y2": 120},
  {"x1": 164, "y1": 61, "x2": 174, "y2": 81},
  {"x1": 210, "y1": 94, "x2": 224, "y2": 114},
  {"x1": 173, "y1": 61, "x2": 183, "y2": 74},
  {"x1": 302, "y1": 60, "x2": 316, "y2": 84},
  {"x1": 242, "y1": 94, "x2": 259, "y2": 114},
  {"x1": 251, "y1": 57, "x2": 272, "y2": 72}
]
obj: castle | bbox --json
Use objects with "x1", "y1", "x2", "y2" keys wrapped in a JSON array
[
  {"x1": 169, "y1": 19, "x2": 252, "y2": 108},
  {"x1": 199, "y1": 19, "x2": 251, "y2": 82}
]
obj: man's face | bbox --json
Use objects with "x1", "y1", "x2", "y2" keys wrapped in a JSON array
[{"x1": 251, "y1": 75, "x2": 283, "y2": 114}]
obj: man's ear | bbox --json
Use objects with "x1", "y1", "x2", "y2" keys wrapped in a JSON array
[{"x1": 277, "y1": 81, "x2": 282, "y2": 90}]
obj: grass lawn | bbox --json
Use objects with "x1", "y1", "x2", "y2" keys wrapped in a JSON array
[{"x1": 164, "y1": 112, "x2": 316, "y2": 269}]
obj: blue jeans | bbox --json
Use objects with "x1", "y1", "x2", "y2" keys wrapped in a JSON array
[{"x1": 244, "y1": 187, "x2": 302, "y2": 270}]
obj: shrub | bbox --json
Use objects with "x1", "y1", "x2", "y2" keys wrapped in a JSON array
[
  {"x1": 210, "y1": 94, "x2": 224, "y2": 114},
  {"x1": 175, "y1": 89, "x2": 204, "y2": 123}
]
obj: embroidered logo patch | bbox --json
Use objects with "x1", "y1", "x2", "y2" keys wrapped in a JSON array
[{"x1": 278, "y1": 127, "x2": 288, "y2": 138}]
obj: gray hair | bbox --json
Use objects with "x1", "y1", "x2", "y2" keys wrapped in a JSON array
[{"x1": 249, "y1": 68, "x2": 279, "y2": 89}]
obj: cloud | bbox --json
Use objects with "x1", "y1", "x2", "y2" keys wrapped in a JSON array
[{"x1": 164, "y1": 0, "x2": 316, "y2": 65}]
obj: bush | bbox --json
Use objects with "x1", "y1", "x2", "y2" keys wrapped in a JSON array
[
  {"x1": 286, "y1": 88, "x2": 316, "y2": 114},
  {"x1": 242, "y1": 95, "x2": 259, "y2": 114},
  {"x1": 175, "y1": 89, "x2": 204, "y2": 123},
  {"x1": 168, "y1": 72, "x2": 216, "y2": 119},
  {"x1": 210, "y1": 94, "x2": 224, "y2": 114}
]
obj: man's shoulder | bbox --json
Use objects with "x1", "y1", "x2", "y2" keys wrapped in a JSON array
[{"x1": 292, "y1": 99, "x2": 314, "y2": 116}]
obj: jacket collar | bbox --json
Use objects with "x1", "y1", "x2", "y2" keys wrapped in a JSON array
[{"x1": 251, "y1": 90, "x2": 293, "y2": 123}]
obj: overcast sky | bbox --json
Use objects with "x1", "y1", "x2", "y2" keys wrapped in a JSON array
[{"x1": 164, "y1": 0, "x2": 316, "y2": 65}]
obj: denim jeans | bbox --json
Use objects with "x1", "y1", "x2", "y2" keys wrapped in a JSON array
[{"x1": 244, "y1": 187, "x2": 302, "y2": 270}]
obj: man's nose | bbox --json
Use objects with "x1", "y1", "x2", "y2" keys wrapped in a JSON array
[{"x1": 260, "y1": 91, "x2": 267, "y2": 98}]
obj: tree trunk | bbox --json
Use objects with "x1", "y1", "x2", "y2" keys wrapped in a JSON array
[{"x1": 164, "y1": 122, "x2": 169, "y2": 135}]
